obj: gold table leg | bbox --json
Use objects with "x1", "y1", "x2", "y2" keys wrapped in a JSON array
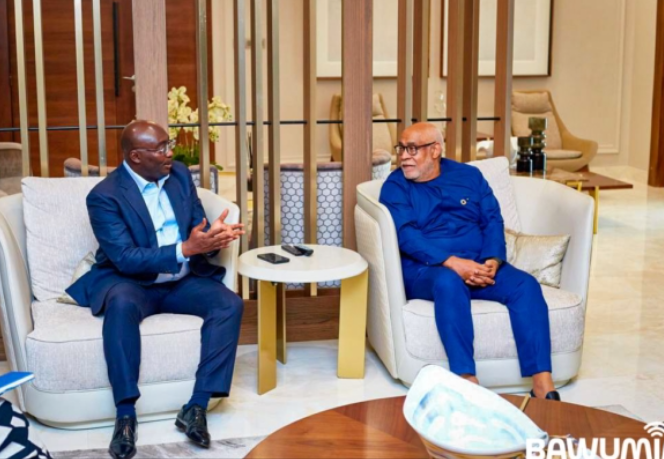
[
  {"x1": 258, "y1": 280, "x2": 277, "y2": 394},
  {"x1": 276, "y1": 283, "x2": 287, "y2": 364},
  {"x1": 337, "y1": 269, "x2": 369, "y2": 379},
  {"x1": 588, "y1": 186, "x2": 599, "y2": 234}
]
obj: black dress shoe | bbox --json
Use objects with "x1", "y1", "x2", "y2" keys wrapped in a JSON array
[
  {"x1": 530, "y1": 389, "x2": 561, "y2": 401},
  {"x1": 109, "y1": 416, "x2": 137, "y2": 459},
  {"x1": 176, "y1": 404, "x2": 211, "y2": 448}
]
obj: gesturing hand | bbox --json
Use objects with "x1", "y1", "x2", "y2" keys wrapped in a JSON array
[
  {"x1": 182, "y1": 210, "x2": 245, "y2": 258},
  {"x1": 443, "y1": 256, "x2": 495, "y2": 288},
  {"x1": 209, "y1": 209, "x2": 245, "y2": 245}
]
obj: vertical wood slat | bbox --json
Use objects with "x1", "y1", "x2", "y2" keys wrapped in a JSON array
[
  {"x1": 132, "y1": 0, "x2": 168, "y2": 127},
  {"x1": 412, "y1": 0, "x2": 429, "y2": 123},
  {"x1": 342, "y1": 0, "x2": 372, "y2": 250},
  {"x1": 267, "y1": 0, "x2": 286, "y2": 359},
  {"x1": 267, "y1": 0, "x2": 281, "y2": 244},
  {"x1": 13, "y1": 0, "x2": 30, "y2": 176},
  {"x1": 461, "y1": 0, "x2": 479, "y2": 162},
  {"x1": 196, "y1": 0, "x2": 210, "y2": 190},
  {"x1": 32, "y1": 0, "x2": 48, "y2": 176},
  {"x1": 446, "y1": 0, "x2": 465, "y2": 160},
  {"x1": 92, "y1": 0, "x2": 107, "y2": 176},
  {"x1": 397, "y1": 0, "x2": 414, "y2": 138},
  {"x1": 303, "y1": 0, "x2": 317, "y2": 295},
  {"x1": 649, "y1": 0, "x2": 664, "y2": 187},
  {"x1": 493, "y1": 0, "x2": 515, "y2": 158},
  {"x1": 73, "y1": 0, "x2": 88, "y2": 177},
  {"x1": 251, "y1": 0, "x2": 265, "y2": 247},
  {"x1": 234, "y1": 0, "x2": 250, "y2": 298}
]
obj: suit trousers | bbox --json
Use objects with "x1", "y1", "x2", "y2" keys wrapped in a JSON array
[
  {"x1": 405, "y1": 263, "x2": 552, "y2": 377},
  {"x1": 101, "y1": 275, "x2": 244, "y2": 405}
]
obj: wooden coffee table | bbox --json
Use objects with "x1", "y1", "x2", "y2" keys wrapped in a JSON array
[
  {"x1": 246, "y1": 396, "x2": 651, "y2": 459},
  {"x1": 511, "y1": 170, "x2": 634, "y2": 234}
]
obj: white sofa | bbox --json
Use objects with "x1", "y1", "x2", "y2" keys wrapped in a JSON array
[
  {"x1": 0, "y1": 177, "x2": 239, "y2": 428},
  {"x1": 355, "y1": 157, "x2": 594, "y2": 391}
]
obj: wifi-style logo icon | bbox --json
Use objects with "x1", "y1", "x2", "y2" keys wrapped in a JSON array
[{"x1": 645, "y1": 422, "x2": 664, "y2": 438}]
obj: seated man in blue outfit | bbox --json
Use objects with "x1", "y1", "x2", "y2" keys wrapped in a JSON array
[
  {"x1": 379, "y1": 122, "x2": 559, "y2": 401},
  {"x1": 67, "y1": 120, "x2": 245, "y2": 459}
]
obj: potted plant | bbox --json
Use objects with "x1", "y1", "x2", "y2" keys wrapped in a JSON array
[{"x1": 167, "y1": 86, "x2": 232, "y2": 191}]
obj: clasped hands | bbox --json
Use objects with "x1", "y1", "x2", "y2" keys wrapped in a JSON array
[
  {"x1": 443, "y1": 256, "x2": 499, "y2": 288},
  {"x1": 181, "y1": 209, "x2": 245, "y2": 258}
]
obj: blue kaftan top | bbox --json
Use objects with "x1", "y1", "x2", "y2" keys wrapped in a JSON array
[{"x1": 379, "y1": 158, "x2": 506, "y2": 276}]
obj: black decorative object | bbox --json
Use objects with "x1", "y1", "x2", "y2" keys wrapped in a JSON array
[
  {"x1": 529, "y1": 117, "x2": 547, "y2": 172},
  {"x1": 516, "y1": 136, "x2": 533, "y2": 174}
]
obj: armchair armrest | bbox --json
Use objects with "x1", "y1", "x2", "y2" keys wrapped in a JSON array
[
  {"x1": 0, "y1": 193, "x2": 34, "y2": 410},
  {"x1": 197, "y1": 189, "x2": 240, "y2": 293},
  {"x1": 512, "y1": 177, "x2": 594, "y2": 301}
]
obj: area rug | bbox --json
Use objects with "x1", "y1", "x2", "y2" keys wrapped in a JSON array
[{"x1": 54, "y1": 436, "x2": 265, "y2": 459}]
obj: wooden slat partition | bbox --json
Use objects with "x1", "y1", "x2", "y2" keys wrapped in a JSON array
[
  {"x1": 73, "y1": 0, "x2": 88, "y2": 176},
  {"x1": 446, "y1": 0, "x2": 464, "y2": 160},
  {"x1": 233, "y1": 0, "x2": 250, "y2": 298},
  {"x1": 649, "y1": 0, "x2": 664, "y2": 187},
  {"x1": 92, "y1": 0, "x2": 107, "y2": 176},
  {"x1": 196, "y1": 0, "x2": 211, "y2": 190},
  {"x1": 342, "y1": 0, "x2": 373, "y2": 250},
  {"x1": 461, "y1": 0, "x2": 479, "y2": 162},
  {"x1": 397, "y1": 0, "x2": 414, "y2": 138},
  {"x1": 303, "y1": 0, "x2": 317, "y2": 295},
  {"x1": 412, "y1": 0, "x2": 429, "y2": 124},
  {"x1": 267, "y1": 0, "x2": 281, "y2": 245},
  {"x1": 493, "y1": 0, "x2": 515, "y2": 158},
  {"x1": 132, "y1": 0, "x2": 168, "y2": 127},
  {"x1": 12, "y1": 0, "x2": 30, "y2": 176},
  {"x1": 266, "y1": 0, "x2": 287, "y2": 364},
  {"x1": 251, "y1": 0, "x2": 265, "y2": 247},
  {"x1": 32, "y1": 0, "x2": 48, "y2": 176}
]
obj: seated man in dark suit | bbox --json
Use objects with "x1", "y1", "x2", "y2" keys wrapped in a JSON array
[
  {"x1": 379, "y1": 122, "x2": 559, "y2": 401},
  {"x1": 67, "y1": 120, "x2": 245, "y2": 459}
]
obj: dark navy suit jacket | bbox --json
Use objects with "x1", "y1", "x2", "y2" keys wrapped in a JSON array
[{"x1": 67, "y1": 161, "x2": 226, "y2": 315}]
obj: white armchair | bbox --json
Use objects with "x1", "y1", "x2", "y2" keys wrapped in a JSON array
[
  {"x1": 355, "y1": 158, "x2": 594, "y2": 392},
  {"x1": 0, "y1": 178, "x2": 239, "y2": 428}
]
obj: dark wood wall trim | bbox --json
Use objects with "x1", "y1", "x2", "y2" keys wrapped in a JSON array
[
  {"x1": 0, "y1": 0, "x2": 13, "y2": 142},
  {"x1": 649, "y1": 0, "x2": 664, "y2": 187}
]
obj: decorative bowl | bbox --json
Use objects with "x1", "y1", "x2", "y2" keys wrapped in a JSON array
[{"x1": 403, "y1": 366, "x2": 548, "y2": 459}]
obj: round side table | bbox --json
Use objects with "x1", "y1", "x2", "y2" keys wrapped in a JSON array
[{"x1": 238, "y1": 245, "x2": 369, "y2": 395}]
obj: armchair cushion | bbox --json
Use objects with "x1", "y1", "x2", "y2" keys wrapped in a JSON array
[
  {"x1": 402, "y1": 285, "x2": 583, "y2": 362},
  {"x1": 545, "y1": 149, "x2": 582, "y2": 160},
  {"x1": 22, "y1": 178, "x2": 102, "y2": 302},
  {"x1": 27, "y1": 300, "x2": 202, "y2": 391},
  {"x1": 511, "y1": 91, "x2": 551, "y2": 114}
]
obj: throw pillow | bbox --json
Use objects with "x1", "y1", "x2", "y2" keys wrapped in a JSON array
[
  {"x1": 505, "y1": 229, "x2": 570, "y2": 288},
  {"x1": 57, "y1": 252, "x2": 96, "y2": 305}
]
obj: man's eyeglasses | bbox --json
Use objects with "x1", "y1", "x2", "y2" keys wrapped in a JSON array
[
  {"x1": 134, "y1": 139, "x2": 176, "y2": 156},
  {"x1": 395, "y1": 141, "x2": 437, "y2": 157}
]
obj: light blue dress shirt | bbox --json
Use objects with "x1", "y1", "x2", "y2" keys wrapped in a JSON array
[{"x1": 123, "y1": 162, "x2": 190, "y2": 283}]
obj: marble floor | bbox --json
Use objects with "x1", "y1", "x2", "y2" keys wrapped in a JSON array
[{"x1": 11, "y1": 165, "x2": 664, "y2": 453}]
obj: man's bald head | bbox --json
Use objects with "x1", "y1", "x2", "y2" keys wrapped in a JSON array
[
  {"x1": 397, "y1": 122, "x2": 444, "y2": 182},
  {"x1": 121, "y1": 120, "x2": 173, "y2": 182},
  {"x1": 121, "y1": 120, "x2": 169, "y2": 157},
  {"x1": 401, "y1": 122, "x2": 444, "y2": 146}
]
